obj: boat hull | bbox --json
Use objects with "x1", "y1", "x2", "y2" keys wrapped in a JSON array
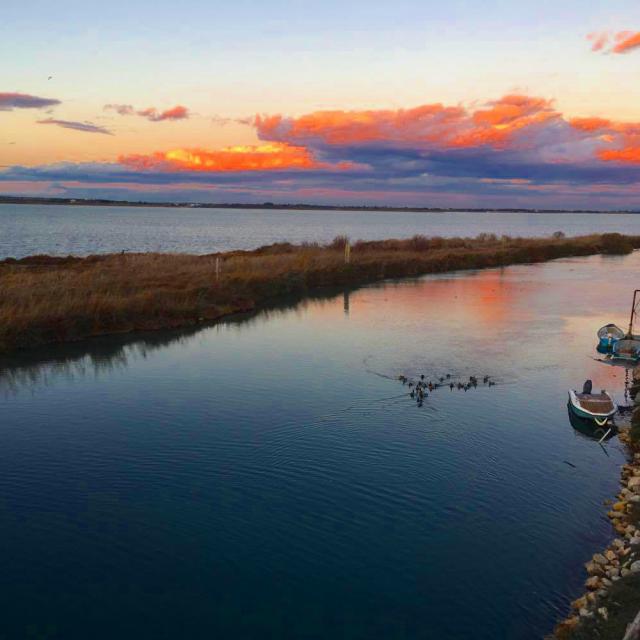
[
  {"x1": 568, "y1": 390, "x2": 617, "y2": 426},
  {"x1": 612, "y1": 338, "x2": 640, "y2": 362},
  {"x1": 568, "y1": 406, "x2": 617, "y2": 440}
]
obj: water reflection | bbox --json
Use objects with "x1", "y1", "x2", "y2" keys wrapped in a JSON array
[
  {"x1": 1, "y1": 251, "x2": 639, "y2": 640},
  {"x1": 0, "y1": 286, "x2": 360, "y2": 394},
  {"x1": 567, "y1": 405, "x2": 617, "y2": 441}
]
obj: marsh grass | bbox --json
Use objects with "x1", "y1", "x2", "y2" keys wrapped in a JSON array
[{"x1": 1, "y1": 232, "x2": 639, "y2": 353}]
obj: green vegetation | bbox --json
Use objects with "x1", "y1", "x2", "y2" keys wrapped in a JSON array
[{"x1": 1, "y1": 232, "x2": 639, "y2": 354}]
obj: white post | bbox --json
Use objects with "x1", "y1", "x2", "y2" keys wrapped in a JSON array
[
  {"x1": 344, "y1": 240, "x2": 351, "y2": 264},
  {"x1": 598, "y1": 428, "x2": 612, "y2": 444},
  {"x1": 215, "y1": 256, "x2": 220, "y2": 282}
]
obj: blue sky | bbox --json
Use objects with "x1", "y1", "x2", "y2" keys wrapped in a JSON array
[{"x1": 1, "y1": 0, "x2": 640, "y2": 208}]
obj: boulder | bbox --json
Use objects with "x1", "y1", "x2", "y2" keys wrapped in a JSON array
[
  {"x1": 630, "y1": 560, "x2": 640, "y2": 573},
  {"x1": 593, "y1": 553, "x2": 608, "y2": 566},
  {"x1": 598, "y1": 607, "x2": 609, "y2": 621},
  {"x1": 613, "y1": 501, "x2": 627, "y2": 512},
  {"x1": 630, "y1": 537, "x2": 640, "y2": 546},
  {"x1": 571, "y1": 596, "x2": 587, "y2": 610},
  {"x1": 621, "y1": 567, "x2": 631, "y2": 578},
  {"x1": 585, "y1": 576, "x2": 601, "y2": 590},
  {"x1": 585, "y1": 562, "x2": 604, "y2": 576},
  {"x1": 555, "y1": 617, "x2": 579, "y2": 636},
  {"x1": 605, "y1": 549, "x2": 617, "y2": 562},
  {"x1": 628, "y1": 476, "x2": 640, "y2": 491}
]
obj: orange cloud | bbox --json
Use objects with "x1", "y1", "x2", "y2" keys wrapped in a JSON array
[
  {"x1": 120, "y1": 142, "x2": 323, "y2": 172},
  {"x1": 256, "y1": 104, "x2": 467, "y2": 146},
  {"x1": 472, "y1": 95, "x2": 553, "y2": 126},
  {"x1": 569, "y1": 117, "x2": 612, "y2": 132},
  {"x1": 256, "y1": 95, "x2": 560, "y2": 151},
  {"x1": 569, "y1": 117, "x2": 640, "y2": 164},
  {"x1": 612, "y1": 31, "x2": 640, "y2": 53},
  {"x1": 598, "y1": 147, "x2": 640, "y2": 163},
  {"x1": 588, "y1": 30, "x2": 640, "y2": 54}
]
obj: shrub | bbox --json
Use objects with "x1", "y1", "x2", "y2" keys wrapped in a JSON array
[{"x1": 600, "y1": 233, "x2": 634, "y2": 255}]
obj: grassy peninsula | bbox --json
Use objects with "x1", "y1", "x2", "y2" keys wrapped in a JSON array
[{"x1": 1, "y1": 232, "x2": 638, "y2": 355}]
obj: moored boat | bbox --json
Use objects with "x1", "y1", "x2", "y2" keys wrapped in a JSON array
[
  {"x1": 597, "y1": 323, "x2": 625, "y2": 353},
  {"x1": 612, "y1": 337, "x2": 640, "y2": 362},
  {"x1": 568, "y1": 380, "x2": 617, "y2": 426},
  {"x1": 598, "y1": 290, "x2": 640, "y2": 362}
]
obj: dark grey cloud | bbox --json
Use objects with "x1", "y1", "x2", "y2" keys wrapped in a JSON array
[
  {"x1": 0, "y1": 92, "x2": 61, "y2": 111},
  {"x1": 36, "y1": 118, "x2": 113, "y2": 135}
]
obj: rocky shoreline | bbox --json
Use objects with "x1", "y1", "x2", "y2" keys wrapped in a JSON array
[{"x1": 553, "y1": 369, "x2": 640, "y2": 640}]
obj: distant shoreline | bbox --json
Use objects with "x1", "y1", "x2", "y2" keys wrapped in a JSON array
[{"x1": 0, "y1": 195, "x2": 638, "y2": 215}]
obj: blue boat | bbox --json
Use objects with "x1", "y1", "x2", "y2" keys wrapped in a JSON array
[
  {"x1": 597, "y1": 290, "x2": 640, "y2": 362},
  {"x1": 611, "y1": 289, "x2": 640, "y2": 362},
  {"x1": 597, "y1": 323, "x2": 625, "y2": 353}
]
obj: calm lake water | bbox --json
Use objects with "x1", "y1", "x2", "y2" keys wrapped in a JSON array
[
  {"x1": 0, "y1": 203, "x2": 639, "y2": 258},
  {"x1": 1, "y1": 252, "x2": 638, "y2": 639}
]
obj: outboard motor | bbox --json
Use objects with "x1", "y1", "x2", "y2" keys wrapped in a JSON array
[{"x1": 582, "y1": 380, "x2": 593, "y2": 395}]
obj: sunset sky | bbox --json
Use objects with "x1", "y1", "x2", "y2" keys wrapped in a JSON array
[{"x1": 2, "y1": 0, "x2": 640, "y2": 208}]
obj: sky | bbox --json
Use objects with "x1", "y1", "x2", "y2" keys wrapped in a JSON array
[{"x1": 1, "y1": 0, "x2": 640, "y2": 209}]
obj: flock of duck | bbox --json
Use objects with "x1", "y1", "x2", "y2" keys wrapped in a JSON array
[{"x1": 397, "y1": 373, "x2": 496, "y2": 407}]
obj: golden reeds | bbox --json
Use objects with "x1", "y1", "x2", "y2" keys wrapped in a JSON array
[{"x1": 1, "y1": 232, "x2": 638, "y2": 353}]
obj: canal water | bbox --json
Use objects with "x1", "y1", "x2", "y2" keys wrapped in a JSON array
[
  {"x1": 1, "y1": 203, "x2": 639, "y2": 258},
  {"x1": 1, "y1": 252, "x2": 638, "y2": 639}
]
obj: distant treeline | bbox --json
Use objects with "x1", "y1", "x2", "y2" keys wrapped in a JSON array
[{"x1": 1, "y1": 195, "x2": 638, "y2": 214}]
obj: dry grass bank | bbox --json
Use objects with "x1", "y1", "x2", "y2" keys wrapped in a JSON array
[{"x1": 1, "y1": 232, "x2": 638, "y2": 354}]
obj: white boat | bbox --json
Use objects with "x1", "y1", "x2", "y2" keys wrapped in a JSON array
[{"x1": 568, "y1": 380, "x2": 617, "y2": 426}]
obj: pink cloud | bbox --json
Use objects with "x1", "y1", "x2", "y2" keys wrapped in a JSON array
[
  {"x1": 104, "y1": 103, "x2": 190, "y2": 122},
  {"x1": 587, "y1": 32, "x2": 609, "y2": 52}
]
